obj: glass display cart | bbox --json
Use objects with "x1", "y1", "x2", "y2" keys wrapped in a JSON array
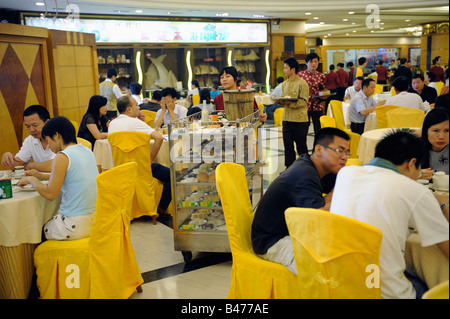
[{"x1": 168, "y1": 110, "x2": 264, "y2": 262}]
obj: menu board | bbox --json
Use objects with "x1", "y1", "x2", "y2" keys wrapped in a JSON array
[{"x1": 24, "y1": 16, "x2": 269, "y2": 44}]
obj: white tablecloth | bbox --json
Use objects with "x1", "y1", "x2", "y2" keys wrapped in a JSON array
[
  {"x1": 255, "y1": 94, "x2": 275, "y2": 105},
  {"x1": 357, "y1": 128, "x2": 396, "y2": 163}
]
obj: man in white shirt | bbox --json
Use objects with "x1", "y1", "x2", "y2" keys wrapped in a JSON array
[
  {"x1": 330, "y1": 130, "x2": 449, "y2": 299},
  {"x1": 1, "y1": 105, "x2": 55, "y2": 172},
  {"x1": 100, "y1": 68, "x2": 123, "y2": 119},
  {"x1": 154, "y1": 87, "x2": 188, "y2": 128},
  {"x1": 108, "y1": 96, "x2": 171, "y2": 213},
  {"x1": 344, "y1": 76, "x2": 364, "y2": 101},
  {"x1": 385, "y1": 76, "x2": 429, "y2": 111}
]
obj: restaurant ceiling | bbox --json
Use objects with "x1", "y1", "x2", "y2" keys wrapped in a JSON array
[{"x1": 1, "y1": 0, "x2": 448, "y2": 38}]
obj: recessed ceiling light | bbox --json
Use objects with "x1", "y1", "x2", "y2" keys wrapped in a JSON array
[
  {"x1": 346, "y1": 33, "x2": 350, "y2": 35},
  {"x1": 135, "y1": 10, "x2": 143, "y2": 13},
  {"x1": 371, "y1": 30, "x2": 374, "y2": 33},
  {"x1": 216, "y1": 13, "x2": 229, "y2": 17},
  {"x1": 328, "y1": 33, "x2": 331, "y2": 36},
  {"x1": 253, "y1": 14, "x2": 264, "y2": 18},
  {"x1": 352, "y1": 22, "x2": 356, "y2": 25},
  {"x1": 353, "y1": 30, "x2": 356, "y2": 32},
  {"x1": 313, "y1": 17, "x2": 319, "y2": 20},
  {"x1": 36, "y1": 2, "x2": 45, "y2": 6},
  {"x1": 305, "y1": 12, "x2": 312, "y2": 15},
  {"x1": 380, "y1": 28, "x2": 384, "y2": 30},
  {"x1": 324, "y1": 35, "x2": 328, "y2": 38},
  {"x1": 405, "y1": 19, "x2": 410, "y2": 22},
  {"x1": 343, "y1": 18, "x2": 348, "y2": 21},
  {"x1": 319, "y1": 22, "x2": 325, "y2": 25},
  {"x1": 348, "y1": 11, "x2": 355, "y2": 14},
  {"x1": 381, "y1": 22, "x2": 384, "y2": 25}
]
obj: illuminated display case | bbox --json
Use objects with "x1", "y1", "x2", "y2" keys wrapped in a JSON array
[
  {"x1": 192, "y1": 48, "x2": 227, "y2": 88},
  {"x1": 233, "y1": 47, "x2": 269, "y2": 92},
  {"x1": 97, "y1": 47, "x2": 135, "y2": 92}
]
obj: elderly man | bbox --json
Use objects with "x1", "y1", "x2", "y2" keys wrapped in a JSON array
[
  {"x1": 108, "y1": 96, "x2": 171, "y2": 213},
  {"x1": 330, "y1": 130, "x2": 449, "y2": 299},
  {"x1": 408, "y1": 74, "x2": 438, "y2": 107},
  {"x1": 1, "y1": 105, "x2": 54, "y2": 172},
  {"x1": 349, "y1": 78, "x2": 386, "y2": 135},
  {"x1": 252, "y1": 127, "x2": 350, "y2": 274},
  {"x1": 385, "y1": 76, "x2": 428, "y2": 111}
]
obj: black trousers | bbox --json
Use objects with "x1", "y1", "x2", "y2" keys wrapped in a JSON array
[
  {"x1": 282, "y1": 121, "x2": 309, "y2": 168},
  {"x1": 151, "y1": 163, "x2": 171, "y2": 210},
  {"x1": 308, "y1": 110, "x2": 323, "y2": 135},
  {"x1": 350, "y1": 122, "x2": 365, "y2": 135}
]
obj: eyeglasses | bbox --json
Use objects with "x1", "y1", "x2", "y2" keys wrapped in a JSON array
[{"x1": 320, "y1": 144, "x2": 351, "y2": 158}]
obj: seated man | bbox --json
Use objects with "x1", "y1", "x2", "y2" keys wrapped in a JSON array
[
  {"x1": 330, "y1": 130, "x2": 449, "y2": 299},
  {"x1": 265, "y1": 76, "x2": 284, "y2": 122},
  {"x1": 344, "y1": 76, "x2": 364, "y2": 101},
  {"x1": 385, "y1": 76, "x2": 428, "y2": 111},
  {"x1": 108, "y1": 95, "x2": 171, "y2": 213},
  {"x1": 408, "y1": 74, "x2": 438, "y2": 107},
  {"x1": 251, "y1": 127, "x2": 350, "y2": 274},
  {"x1": 349, "y1": 78, "x2": 385, "y2": 135},
  {"x1": 19, "y1": 116, "x2": 98, "y2": 240},
  {"x1": 139, "y1": 90, "x2": 162, "y2": 112},
  {"x1": 154, "y1": 87, "x2": 188, "y2": 128},
  {"x1": 1, "y1": 105, "x2": 54, "y2": 172}
]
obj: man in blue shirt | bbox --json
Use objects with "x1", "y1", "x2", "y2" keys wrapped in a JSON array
[
  {"x1": 251, "y1": 127, "x2": 350, "y2": 274},
  {"x1": 349, "y1": 78, "x2": 386, "y2": 135}
]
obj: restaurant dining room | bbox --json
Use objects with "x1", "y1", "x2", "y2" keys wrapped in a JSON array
[{"x1": 0, "y1": 0, "x2": 449, "y2": 307}]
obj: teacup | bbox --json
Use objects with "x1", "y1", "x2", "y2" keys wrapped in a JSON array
[
  {"x1": 433, "y1": 172, "x2": 449, "y2": 190},
  {"x1": 14, "y1": 166, "x2": 25, "y2": 178},
  {"x1": 417, "y1": 179, "x2": 430, "y2": 188}
]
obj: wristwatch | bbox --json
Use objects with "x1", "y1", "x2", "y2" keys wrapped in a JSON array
[{"x1": 440, "y1": 203, "x2": 449, "y2": 210}]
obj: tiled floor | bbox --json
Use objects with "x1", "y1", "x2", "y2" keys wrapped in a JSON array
[{"x1": 128, "y1": 123, "x2": 315, "y2": 299}]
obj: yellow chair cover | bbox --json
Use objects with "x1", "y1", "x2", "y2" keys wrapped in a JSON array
[
  {"x1": 386, "y1": 107, "x2": 425, "y2": 128},
  {"x1": 391, "y1": 87, "x2": 396, "y2": 96},
  {"x1": 346, "y1": 158, "x2": 363, "y2": 166},
  {"x1": 108, "y1": 131, "x2": 163, "y2": 220},
  {"x1": 71, "y1": 120, "x2": 80, "y2": 135},
  {"x1": 285, "y1": 207, "x2": 382, "y2": 299},
  {"x1": 320, "y1": 115, "x2": 336, "y2": 128},
  {"x1": 192, "y1": 94, "x2": 200, "y2": 105},
  {"x1": 34, "y1": 162, "x2": 143, "y2": 299},
  {"x1": 215, "y1": 163, "x2": 300, "y2": 299},
  {"x1": 77, "y1": 137, "x2": 92, "y2": 150},
  {"x1": 374, "y1": 84, "x2": 383, "y2": 95},
  {"x1": 329, "y1": 100, "x2": 348, "y2": 131},
  {"x1": 141, "y1": 110, "x2": 157, "y2": 128},
  {"x1": 257, "y1": 103, "x2": 265, "y2": 115},
  {"x1": 422, "y1": 280, "x2": 449, "y2": 299},
  {"x1": 375, "y1": 104, "x2": 401, "y2": 129},
  {"x1": 435, "y1": 81, "x2": 444, "y2": 95},
  {"x1": 274, "y1": 108, "x2": 283, "y2": 126}
]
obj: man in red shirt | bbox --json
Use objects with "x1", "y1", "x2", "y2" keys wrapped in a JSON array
[
  {"x1": 430, "y1": 56, "x2": 445, "y2": 83},
  {"x1": 336, "y1": 63, "x2": 349, "y2": 101},
  {"x1": 347, "y1": 62, "x2": 356, "y2": 87},
  {"x1": 376, "y1": 60, "x2": 389, "y2": 84},
  {"x1": 324, "y1": 64, "x2": 339, "y2": 114}
]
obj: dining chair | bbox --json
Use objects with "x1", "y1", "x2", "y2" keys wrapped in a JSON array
[
  {"x1": 375, "y1": 104, "x2": 401, "y2": 129},
  {"x1": 192, "y1": 94, "x2": 200, "y2": 106},
  {"x1": 329, "y1": 100, "x2": 360, "y2": 159},
  {"x1": 70, "y1": 120, "x2": 80, "y2": 135},
  {"x1": 386, "y1": 107, "x2": 425, "y2": 128},
  {"x1": 141, "y1": 110, "x2": 157, "y2": 128},
  {"x1": 108, "y1": 131, "x2": 163, "y2": 223},
  {"x1": 390, "y1": 87, "x2": 396, "y2": 96},
  {"x1": 257, "y1": 103, "x2": 265, "y2": 115},
  {"x1": 435, "y1": 81, "x2": 444, "y2": 95},
  {"x1": 274, "y1": 107, "x2": 283, "y2": 126},
  {"x1": 77, "y1": 137, "x2": 92, "y2": 150},
  {"x1": 422, "y1": 280, "x2": 449, "y2": 299},
  {"x1": 285, "y1": 207, "x2": 383, "y2": 299},
  {"x1": 374, "y1": 84, "x2": 383, "y2": 95},
  {"x1": 215, "y1": 163, "x2": 301, "y2": 298},
  {"x1": 34, "y1": 162, "x2": 144, "y2": 298},
  {"x1": 320, "y1": 115, "x2": 336, "y2": 128}
]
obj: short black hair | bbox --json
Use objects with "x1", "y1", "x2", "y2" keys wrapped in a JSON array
[
  {"x1": 329, "y1": 64, "x2": 335, "y2": 71},
  {"x1": 107, "y1": 68, "x2": 117, "y2": 78},
  {"x1": 391, "y1": 76, "x2": 409, "y2": 92},
  {"x1": 426, "y1": 71, "x2": 436, "y2": 82},
  {"x1": 117, "y1": 95, "x2": 132, "y2": 114},
  {"x1": 400, "y1": 58, "x2": 407, "y2": 65},
  {"x1": 276, "y1": 76, "x2": 284, "y2": 84},
  {"x1": 362, "y1": 77, "x2": 375, "y2": 88},
  {"x1": 219, "y1": 66, "x2": 239, "y2": 82},
  {"x1": 187, "y1": 106, "x2": 202, "y2": 120},
  {"x1": 358, "y1": 57, "x2": 367, "y2": 65},
  {"x1": 435, "y1": 93, "x2": 449, "y2": 110},
  {"x1": 284, "y1": 57, "x2": 299, "y2": 73},
  {"x1": 305, "y1": 52, "x2": 320, "y2": 63},
  {"x1": 337, "y1": 63, "x2": 344, "y2": 68},
  {"x1": 191, "y1": 79, "x2": 199, "y2": 88},
  {"x1": 41, "y1": 116, "x2": 77, "y2": 144},
  {"x1": 347, "y1": 62, "x2": 354, "y2": 68},
  {"x1": 375, "y1": 130, "x2": 427, "y2": 168},
  {"x1": 413, "y1": 74, "x2": 425, "y2": 81},
  {"x1": 23, "y1": 105, "x2": 51, "y2": 122},
  {"x1": 199, "y1": 88, "x2": 211, "y2": 104},
  {"x1": 312, "y1": 127, "x2": 350, "y2": 153},
  {"x1": 129, "y1": 82, "x2": 142, "y2": 95},
  {"x1": 379, "y1": 60, "x2": 384, "y2": 65},
  {"x1": 161, "y1": 87, "x2": 180, "y2": 99},
  {"x1": 152, "y1": 90, "x2": 162, "y2": 101},
  {"x1": 355, "y1": 76, "x2": 364, "y2": 82}
]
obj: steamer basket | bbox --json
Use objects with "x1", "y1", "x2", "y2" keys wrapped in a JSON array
[{"x1": 223, "y1": 89, "x2": 255, "y2": 121}]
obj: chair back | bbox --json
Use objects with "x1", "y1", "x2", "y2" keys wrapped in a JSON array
[
  {"x1": 274, "y1": 107, "x2": 284, "y2": 126},
  {"x1": 436, "y1": 81, "x2": 444, "y2": 95},
  {"x1": 89, "y1": 162, "x2": 143, "y2": 297},
  {"x1": 257, "y1": 103, "x2": 265, "y2": 115},
  {"x1": 192, "y1": 94, "x2": 200, "y2": 105},
  {"x1": 375, "y1": 104, "x2": 401, "y2": 129},
  {"x1": 141, "y1": 110, "x2": 157, "y2": 127},
  {"x1": 390, "y1": 87, "x2": 396, "y2": 96},
  {"x1": 108, "y1": 131, "x2": 162, "y2": 219},
  {"x1": 374, "y1": 84, "x2": 383, "y2": 95},
  {"x1": 330, "y1": 100, "x2": 347, "y2": 131},
  {"x1": 216, "y1": 163, "x2": 254, "y2": 254},
  {"x1": 347, "y1": 131, "x2": 361, "y2": 159},
  {"x1": 77, "y1": 137, "x2": 92, "y2": 150},
  {"x1": 386, "y1": 107, "x2": 425, "y2": 128},
  {"x1": 320, "y1": 115, "x2": 336, "y2": 128},
  {"x1": 71, "y1": 120, "x2": 80, "y2": 135},
  {"x1": 285, "y1": 207, "x2": 382, "y2": 299},
  {"x1": 422, "y1": 280, "x2": 449, "y2": 299}
]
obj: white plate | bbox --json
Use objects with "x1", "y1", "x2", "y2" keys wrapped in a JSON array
[
  {"x1": 431, "y1": 184, "x2": 449, "y2": 192},
  {"x1": 20, "y1": 185, "x2": 36, "y2": 192}
]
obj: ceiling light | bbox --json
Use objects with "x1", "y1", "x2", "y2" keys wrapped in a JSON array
[
  {"x1": 135, "y1": 10, "x2": 143, "y2": 13},
  {"x1": 371, "y1": 30, "x2": 374, "y2": 33},
  {"x1": 348, "y1": 11, "x2": 355, "y2": 14},
  {"x1": 352, "y1": 22, "x2": 356, "y2": 25},
  {"x1": 319, "y1": 22, "x2": 325, "y2": 25},
  {"x1": 253, "y1": 14, "x2": 264, "y2": 18},
  {"x1": 324, "y1": 35, "x2": 328, "y2": 38},
  {"x1": 405, "y1": 19, "x2": 410, "y2": 22},
  {"x1": 35, "y1": 2, "x2": 45, "y2": 6},
  {"x1": 313, "y1": 17, "x2": 319, "y2": 20},
  {"x1": 346, "y1": 33, "x2": 350, "y2": 35},
  {"x1": 305, "y1": 12, "x2": 312, "y2": 15},
  {"x1": 343, "y1": 19, "x2": 348, "y2": 21},
  {"x1": 353, "y1": 30, "x2": 356, "y2": 32},
  {"x1": 381, "y1": 22, "x2": 384, "y2": 25},
  {"x1": 216, "y1": 13, "x2": 229, "y2": 17},
  {"x1": 380, "y1": 28, "x2": 384, "y2": 30}
]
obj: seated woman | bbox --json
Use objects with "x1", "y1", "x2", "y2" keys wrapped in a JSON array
[
  {"x1": 420, "y1": 108, "x2": 449, "y2": 179},
  {"x1": 19, "y1": 116, "x2": 99, "y2": 240},
  {"x1": 78, "y1": 95, "x2": 109, "y2": 148},
  {"x1": 193, "y1": 88, "x2": 214, "y2": 113}
]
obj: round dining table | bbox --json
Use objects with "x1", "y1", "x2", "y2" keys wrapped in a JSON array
[{"x1": 0, "y1": 174, "x2": 61, "y2": 299}]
